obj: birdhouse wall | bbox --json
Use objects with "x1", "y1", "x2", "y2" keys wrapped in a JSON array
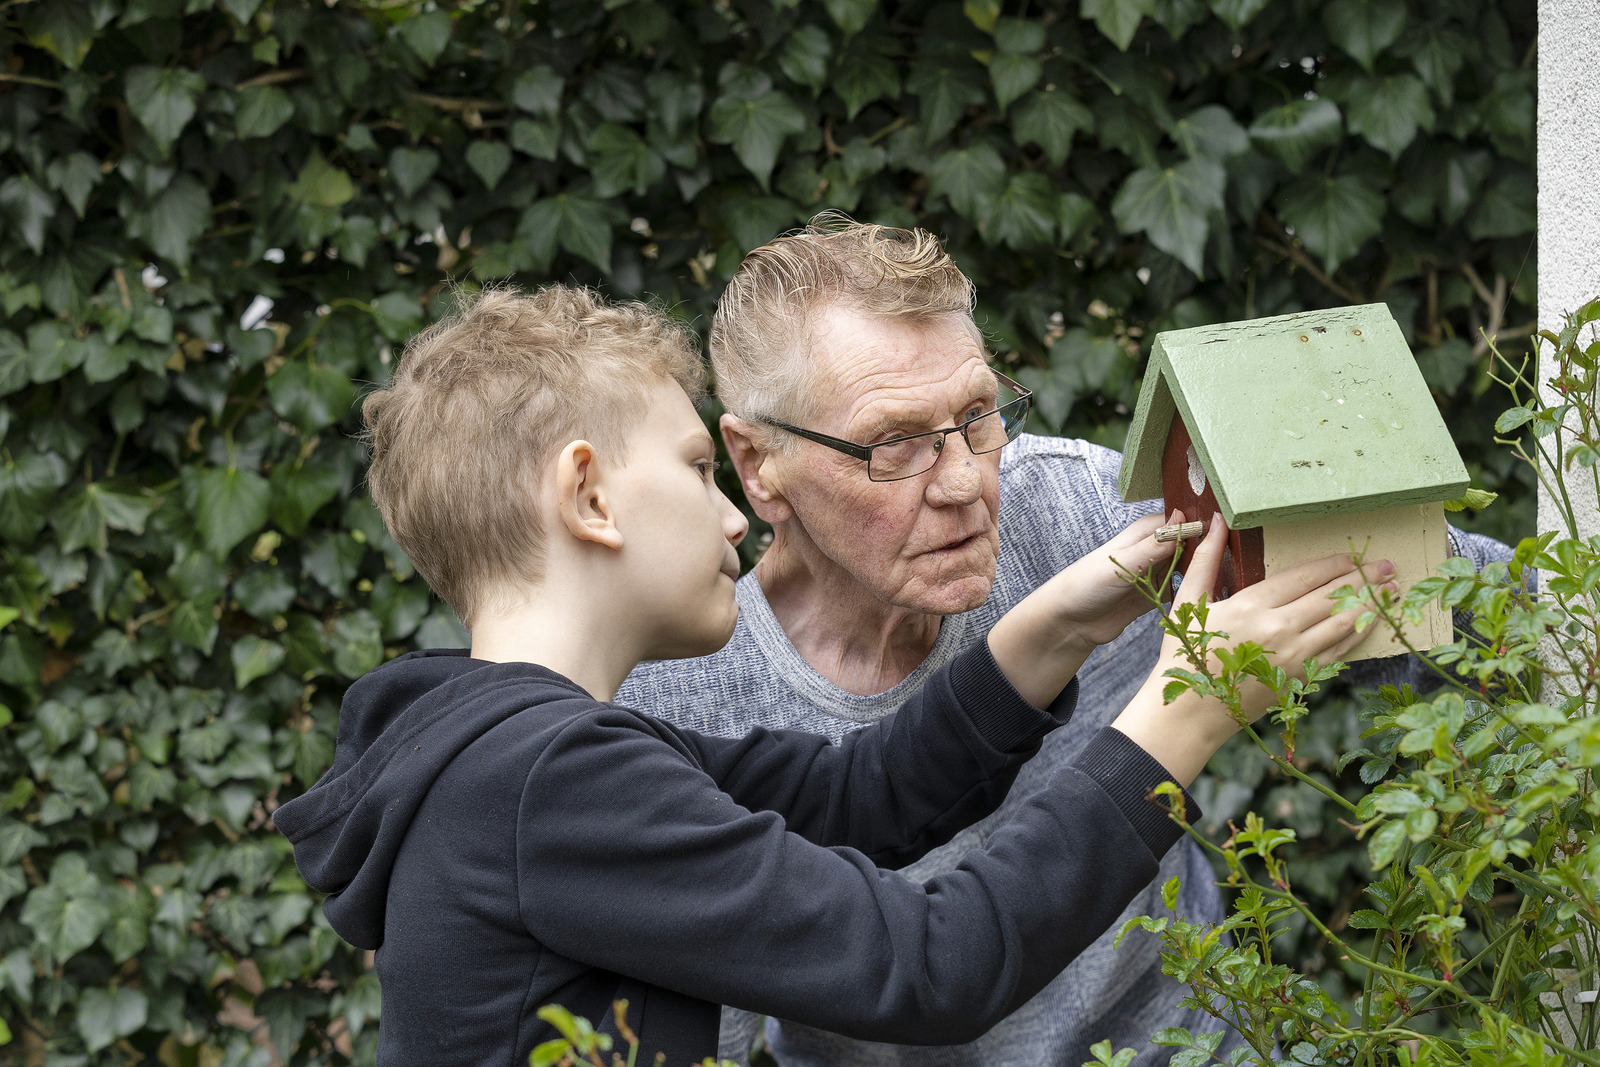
[
  {"x1": 1261, "y1": 501, "x2": 1453, "y2": 661},
  {"x1": 1161, "y1": 412, "x2": 1264, "y2": 598}
]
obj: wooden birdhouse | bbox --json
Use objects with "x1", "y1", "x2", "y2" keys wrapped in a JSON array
[{"x1": 1117, "y1": 304, "x2": 1470, "y2": 660}]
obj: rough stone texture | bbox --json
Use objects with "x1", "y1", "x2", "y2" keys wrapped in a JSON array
[{"x1": 1537, "y1": 0, "x2": 1600, "y2": 543}]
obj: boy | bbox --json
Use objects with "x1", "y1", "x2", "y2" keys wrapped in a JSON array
[{"x1": 275, "y1": 286, "x2": 1378, "y2": 1066}]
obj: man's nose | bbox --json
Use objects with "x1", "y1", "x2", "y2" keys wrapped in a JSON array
[{"x1": 925, "y1": 448, "x2": 983, "y2": 506}]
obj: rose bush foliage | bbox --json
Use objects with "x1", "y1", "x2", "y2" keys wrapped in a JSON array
[{"x1": 0, "y1": 0, "x2": 1533, "y2": 1062}]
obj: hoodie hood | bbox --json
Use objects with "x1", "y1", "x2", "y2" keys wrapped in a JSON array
[{"x1": 273, "y1": 648, "x2": 586, "y2": 949}]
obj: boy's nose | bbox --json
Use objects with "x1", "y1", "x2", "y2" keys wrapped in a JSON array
[{"x1": 720, "y1": 490, "x2": 749, "y2": 546}]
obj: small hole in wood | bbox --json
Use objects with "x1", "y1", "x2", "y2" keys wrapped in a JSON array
[
  {"x1": 1299, "y1": 334, "x2": 1309, "y2": 342},
  {"x1": 1352, "y1": 328, "x2": 1362, "y2": 336}
]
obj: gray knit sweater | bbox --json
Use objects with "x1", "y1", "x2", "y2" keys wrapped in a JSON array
[{"x1": 617, "y1": 434, "x2": 1509, "y2": 1067}]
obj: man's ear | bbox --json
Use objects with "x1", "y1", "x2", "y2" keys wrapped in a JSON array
[
  {"x1": 554, "y1": 440, "x2": 625, "y2": 551},
  {"x1": 720, "y1": 414, "x2": 794, "y2": 524}
]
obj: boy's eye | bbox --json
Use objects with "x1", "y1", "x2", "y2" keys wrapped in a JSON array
[{"x1": 695, "y1": 460, "x2": 720, "y2": 479}]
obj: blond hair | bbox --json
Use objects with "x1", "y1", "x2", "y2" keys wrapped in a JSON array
[
  {"x1": 710, "y1": 213, "x2": 980, "y2": 433},
  {"x1": 363, "y1": 285, "x2": 705, "y2": 627}
]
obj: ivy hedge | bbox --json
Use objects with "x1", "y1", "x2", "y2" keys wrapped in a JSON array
[{"x1": 0, "y1": 0, "x2": 1534, "y2": 1062}]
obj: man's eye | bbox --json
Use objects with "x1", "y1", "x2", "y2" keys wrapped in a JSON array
[{"x1": 961, "y1": 405, "x2": 989, "y2": 424}]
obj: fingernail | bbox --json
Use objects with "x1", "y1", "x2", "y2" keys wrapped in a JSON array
[{"x1": 1377, "y1": 560, "x2": 1395, "y2": 578}]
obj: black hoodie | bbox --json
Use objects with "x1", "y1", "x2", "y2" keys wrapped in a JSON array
[{"x1": 274, "y1": 641, "x2": 1190, "y2": 1066}]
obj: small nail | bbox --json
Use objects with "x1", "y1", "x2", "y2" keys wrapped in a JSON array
[{"x1": 1376, "y1": 560, "x2": 1395, "y2": 578}]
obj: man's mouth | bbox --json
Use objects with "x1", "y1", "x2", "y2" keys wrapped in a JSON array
[{"x1": 930, "y1": 533, "x2": 982, "y2": 555}]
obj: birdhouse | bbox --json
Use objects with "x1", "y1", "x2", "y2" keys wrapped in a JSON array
[{"x1": 1117, "y1": 304, "x2": 1470, "y2": 660}]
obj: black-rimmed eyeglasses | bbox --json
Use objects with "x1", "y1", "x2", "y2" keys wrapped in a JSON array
[{"x1": 753, "y1": 369, "x2": 1033, "y2": 482}]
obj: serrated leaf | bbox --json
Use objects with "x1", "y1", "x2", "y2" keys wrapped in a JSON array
[
  {"x1": 1345, "y1": 908, "x2": 1389, "y2": 929},
  {"x1": 1440, "y1": 488, "x2": 1497, "y2": 512},
  {"x1": 1111, "y1": 159, "x2": 1224, "y2": 276},
  {"x1": 388, "y1": 147, "x2": 440, "y2": 199},
  {"x1": 124, "y1": 66, "x2": 205, "y2": 154},
  {"x1": 1494, "y1": 406, "x2": 1535, "y2": 433},
  {"x1": 1082, "y1": 0, "x2": 1155, "y2": 50},
  {"x1": 708, "y1": 89, "x2": 807, "y2": 189},
  {"x1": 193, "y1": 466, "x2": 271, "y2": 557},
  {"x1": 232, "y1": 635, "x2": 286, "y2": 689},
  {"x1": 1276, "y1": 173, "x2": 1383, "y2": 273},
  {"x1": 1323, "y1": 0, "x2": 1407, "y2": 72},
  {"x1": 1367, "y1": 819, "x2": 1408, "y2": 868},
  {"x1": 1249, "y1": 98, "x2": 1342, "y2": 173},
  {"x1": 235, "y1": 84, "x2": 296, "y2": 140}
]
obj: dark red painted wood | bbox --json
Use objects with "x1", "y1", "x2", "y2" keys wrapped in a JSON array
[{"x1": 1159, "y1": 413, "x2": 1266, "y2": 598}]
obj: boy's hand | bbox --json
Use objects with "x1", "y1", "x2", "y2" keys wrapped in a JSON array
[{"x1": 1111, "y1": 514, "x2": 1390, "y2": 785}]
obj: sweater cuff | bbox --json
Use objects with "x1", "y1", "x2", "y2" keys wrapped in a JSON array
[
  {"x1": 1072, "y1": 728, "x2": 1199, "y2": 859},
  {"x1": 948, "y1": 641, "x2": 1077, "y2": 753}
]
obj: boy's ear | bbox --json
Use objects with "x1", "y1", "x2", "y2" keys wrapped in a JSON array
[
  {"x1": 719, "y1": 414, "x2": 794, "y2": 525},
  {"x1": 554, "y1": 440, "x2": 625, "y2": 551}
]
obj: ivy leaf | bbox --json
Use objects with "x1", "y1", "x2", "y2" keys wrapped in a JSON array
[
  {"x1": 52, "y1": 481, "x2": 158, "y2": 554},
  {"x1": 1276, "y1": 174, "x2": 1384, "y2": 273},
  {"x1": 1467, "y1": 171, "x2": 1534, "y2": 241},
  {"x1": 288, "y1": 149, "x2": 355, "y2": 209},
  {"x1": 981, "y1": 172, "x2": 1058, "y2": 249},
  {"x1": 332, "y1": 611, "x2": 384, "y2": 678},
  {"x1": 464, "y1": 141, "x2": 511, "y2": 190},
  {"x1": 23, "y1": 0, "x2": 96, "y2": 69},
  {"x1": 1082, "y1": 0, "x2": 1155, "y2": 50},
  {"x1": 1248, "y1": 98, "x2": 1342, "y2": 174},
  {"x1": 926, "y1": 143, "x2": 1006, "y2": 219},
  {"x1": 232, "y1": 635, "x2": 287, "y2": 690},
  {"x1": 824, "y1": 0, "x2": 876, "y2": 35},
  {"x1": 76, "y1": 986, "x2": 148, "y2": 1053},
  {"x1": 235, "y1": 85, "x2": 296, "y2": 140},
  {"x1": 1170, "y1": 105, "x2": 1249, "y2": 160},
  {"x1": 0, "y1": 176, "x2": 57, "y2": 255},
  {"x1": 510, "y1": 118, "x2": 560, "y2": 161},
  {"x1": 707, "y1": 89, "x2": 807, "y2": 189},
  {"x1": 777, "y1": 26, "x2": 833, "y2": 94},
  {"x1": 1343, "y1": 75, "x2": 1433, "y2": 159},
  {"x1": 269, "y1": 458, "x2": 343, "y2": 537},
  {"x1": 396, "y1": 9, "x2": 451, "y2": 65},
  {"x1": 907, "y1": 61, "x2": 985, "y2": 147},
  {"x1": 388, "y1": 147, "x2": 440, "y2": 199},
  {"x1": 989, "y1": 52, "x2": 1041, "y2": 112},
  {"x1": 127, "y1": 174, "x2": 211, "y2": 268},
  {"x1": 1111, "y1": 159, "x2": 1225, "y2": 276},
  {"x1": 21, "y1": 883, "x2": 109, "y2": 962},
  {"x1": 1207, "y1": 0, "x2": 1271, "y2": 30},
  {"x1": 517, "y1": 193, "x2": 615, "y2": 272},
  {"x1": 0, "y1": 450, "x2": 69, "y2": 540},
  {"x1": 267, "y1": 360, "x2": 356, "y2": 433},
  {"x1": 124, "y1": 66, "x2": 205, "y2": 155},
  {"x1": 511, "y1": 66, "x2": 564, "y2": 117},
  {"x1": 1323, "y1": 0, "x2": 1407, "y2": 73},
  {"x1": 1398, "y1": 24, "x2": 1469, "y2": 107},
  {"x1": 371, "y1": 292, "x2": 423, "y2": 341},
  {"x1": 993, "y1": 17, "x2": 1045, "y2": 53},
  {"x1": 191, "y1": 466, "x2": 272, "y2": 557},
  {"x1": 587, "y1": 124, "x2": 666, "y2": 198},
  {"x1": 833, "y1": 44, "x2": 900, "y2": 120},
  {"x1": 1012, "y1": 88, "x2": 1093, "y2": 165},
  {"x1": 45, "y1": 151, "x2": 103, "y2": 217}
]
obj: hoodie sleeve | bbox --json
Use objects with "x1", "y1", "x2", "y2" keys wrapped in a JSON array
[
  {"x1": 515, "y1": 706, "x2": 1194, "y2": 1046},
  {"x1": 669, "y1": 639, "x2": 1075, "y2": 867}
]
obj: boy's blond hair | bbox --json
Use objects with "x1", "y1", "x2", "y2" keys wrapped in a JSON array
[
  {"x1": 710, "y1": 213, "x2": 980, "y2": 436},
  {"x1": 363, "y1": 285, "x2": 705, "y2": 627}
]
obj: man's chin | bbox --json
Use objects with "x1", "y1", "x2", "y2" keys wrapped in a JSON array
[{"x1": 895, "y1": 571, "x2": 996, "y2": 616}]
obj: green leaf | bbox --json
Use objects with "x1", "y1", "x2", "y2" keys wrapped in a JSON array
[
  {"x1": 465, "y1": 140, "x2": 512, "y2": 190},
  {"x1": 708, "y1": 90, "x2": 808, "y2": 189},
  {"x1": 1399, "y1": 24, "x2": 1468, "y2": 106},
  {"x1": 907, "y1": 60, "x2": 986, "y2": 147},
  {"x1": 825, "y1": 0, "x2": 876, "y2": 35},
  {"x1": 511, "y1": 66, "x2": 564, "y2": 117},
  {"x1": 129, "y1": 173, "x2": 211, "y2": 268},
  {"x1": 587, "y1": 124, "x2": 666, "y2": 198},
  {"x1": 510, "y1": 117, "x2": 561, "y2": 161},
  {"x1": 24, "y1": 0, "x2": 96, "y2": 69},
  {"x1": 1323, "y1": 0, "x2": 1407, "y2": 72},
  {"x1": 833, "y1": 47, "x2": 900, "y2": 120},
  {"x1": 1207, "y1": 0, "x2": 1271, "y2": 30},
  {"x1": 22, "y1": 883, "x2": 109, "y2": 962},
  {"x1": 1494, "y1": 406, "x2": 1535, "y2": 433},
  {"x1": 267, "y1": 360, "x2": 356, "y2": 433},
  {"x1": 517, "y1": 193, "x2": 615, "y2": 272},
  {"x1": 192, "y1": 465, "x2": 272, "y2": 557},
  {"x1": 371, "y1": 292, "x2": 423, "y2": 341},
  {"x1": 926, "y1": 143, "x2": 1006, "y2": 219},
  {"x1": 1342, "y1": 75, "x2": 1433, "y2": 159},
  {"x1": 1249, "y1": 99, "x2": 1342, "y2": 173},
  {"x1": 1467, "y1": 171, "x2": 1534, "y2": 241},
  {"x1": 1367, "y1": 818, "x2": 1408, "y2": 868},
  {"x1": 0, "y1": 176, "x2": 57, "y2": 255},
  {"x1": 124, "y1": 66, "x2": 205, "y2": 155},
  {"x1": 332, "y1": 610, "x2": 384, "y2": 678},
  {"x1": 396, "y1": 8, "x2": 451, "y2": 65},
  {"x1": 235, "y1": 84, "x2": 296, "y2": 139},
  {"x1": 1082, "y1": 0, "x2": 1155, "y2": 50},
  {"x1": 1012, "y1": 88, "x2": 1093, "y2": 166},
  {"x1": 232, "y1": 634, "x2": 287, "y2": 689},
  {"x1": 1441, "y1": 488, "x2": 1497, "y2": 512},
  {"x1": 269, "y1": 458, "x2": 343, "y2": 537},
  {"x1": 989, "y1": 52, "x2": 1041, "y2": 112},
  {"x1": 76, "y1": 986, "x2": 148, "y2": 1053},
  {"x1": 982, "y1": 171, "x2": 1058, "y2": 249},
  {"x1": 993, "y1": 17, "x2": 1045, "y2": 53},
  {"x1": 778, "y1": 26, "x2": 833, "y2": 94},
  {"x1": 1111, "y1": 159, "x2": 1225, "y2": 276},
  {"x1": 1276, "y1": 174, "x2": 1384, "y2": 273},
  {"x1": 1170, "y1": 105, "x2": 1249, "y2": 160},
  {"x1": 52, "y1": 481, "x2": 158, "y2": 554},
  {"x1": 388, "y1": 147, "x2": 440, "y2": 199},
  {"x1": 45, "y1": 151, "x2": 103, "y2": 218}
]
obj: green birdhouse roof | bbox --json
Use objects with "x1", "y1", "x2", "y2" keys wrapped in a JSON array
[{"x1": 1117, "y1": 303, "x2": 1469, "y2": 528}]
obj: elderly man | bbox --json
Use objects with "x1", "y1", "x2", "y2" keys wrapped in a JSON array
[{"x1": 616, "y1": 218, "x2": 1508, "y2": 1067}]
